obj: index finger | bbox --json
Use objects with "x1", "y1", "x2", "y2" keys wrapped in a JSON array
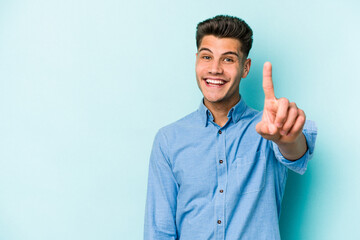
[{"x1": 263, "y1": 62, "x2": 275, "y2": 99}]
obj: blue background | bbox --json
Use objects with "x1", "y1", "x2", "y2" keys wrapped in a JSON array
[{"x1": 1, "y1": 0, "x2": 359, "y2": 239}]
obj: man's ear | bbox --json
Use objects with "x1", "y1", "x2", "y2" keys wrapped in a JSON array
[{"x1": 242, "y1": 58, "x2": 252, "y2": 78}]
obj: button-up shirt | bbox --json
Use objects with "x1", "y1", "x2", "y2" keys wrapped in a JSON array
[{"x1": 144, "y1": 98, "x2": 317, "y2": 240}]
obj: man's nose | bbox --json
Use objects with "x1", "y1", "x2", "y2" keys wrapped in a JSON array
[{"x1": 209, "y1": 60, "x2": 223, "y2": 74}]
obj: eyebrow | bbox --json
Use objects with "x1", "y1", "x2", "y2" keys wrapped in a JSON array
[{"x1": 198, "y1": 48, "x2": 240, "y2": 58}]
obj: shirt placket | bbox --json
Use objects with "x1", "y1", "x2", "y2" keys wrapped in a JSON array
[{"x1": 215, "y1": 127, "x2": 227, "y2": 240}]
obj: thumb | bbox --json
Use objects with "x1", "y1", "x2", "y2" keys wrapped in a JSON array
[{"x1": 256, "y1": 121, "x2": 278, "y2": 136}]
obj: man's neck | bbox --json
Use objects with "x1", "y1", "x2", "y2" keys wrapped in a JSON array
[{"x1": 204, "y1": 95, "x2": 241, "y2": 127}]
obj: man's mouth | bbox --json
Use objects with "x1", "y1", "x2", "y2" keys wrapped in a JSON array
[{"x1": 204, "y1": 78, "x2": 226, "y2": 86}]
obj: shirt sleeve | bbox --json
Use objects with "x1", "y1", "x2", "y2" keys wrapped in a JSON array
[
  {"x1": 144, "y1": 129, "x2": 178, "y2": 240},
  {"x1": 272, "y1": 120, "x2": 318, "y2": 175}
]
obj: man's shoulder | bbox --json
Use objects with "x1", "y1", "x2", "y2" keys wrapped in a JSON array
[
  {"x1": 159, "y1": 109, "x2": 200, "y2": 135},
  {"x1": 242, "y1": 105, "x2": 262, "y2": 121}
]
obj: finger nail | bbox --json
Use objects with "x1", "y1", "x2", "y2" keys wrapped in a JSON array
[
  {"x1": 276, "y1": 123, "x2": 282, "y2": 128},
  {"x1": 280, "y1": 130, "x2": 286, "y2": 136}
]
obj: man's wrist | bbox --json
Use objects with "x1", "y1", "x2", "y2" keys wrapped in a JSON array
[{"x1": 276, "y1": 133, "x2": 308, "y2": 161}]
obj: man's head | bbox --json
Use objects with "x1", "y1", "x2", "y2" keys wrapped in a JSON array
[
  {"x1": 196, "y1": 15, "x2": 253, "y2": 58},
  {"x1": 195, "y1": 15, "x2": 253, "y2": 106}
]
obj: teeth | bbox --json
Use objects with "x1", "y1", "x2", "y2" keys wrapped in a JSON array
[{"x1": 206, "y1": 79, "x2": 225, "y2": 85}]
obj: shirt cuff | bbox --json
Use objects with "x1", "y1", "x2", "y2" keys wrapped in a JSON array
[{"x1": 272, "y1": 120, "x2": 318, "y2": 175}]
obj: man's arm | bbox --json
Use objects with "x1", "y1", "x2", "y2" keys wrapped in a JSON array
[
  {"x1": 256, "y1": 62, "x2": 308, "y2": 161},
  {"x1": 144, "y1": 130, "x2": 178, "y2": 240},
  {"x1": 276, "y1": 133, "x2": 307, "y2": 160}
]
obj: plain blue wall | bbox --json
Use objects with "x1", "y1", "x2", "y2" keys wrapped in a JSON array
[{"x1": 1, "y1": 0, "x2": 359, "y2": 239}]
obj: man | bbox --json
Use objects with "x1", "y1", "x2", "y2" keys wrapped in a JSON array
[{"x1": 144, "y1": 15, "x2": 317, "y2": 239}]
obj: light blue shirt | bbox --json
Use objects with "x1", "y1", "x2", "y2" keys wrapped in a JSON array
[{"x1": 144, "y1": 98, "x2": 317, "y2": 240}]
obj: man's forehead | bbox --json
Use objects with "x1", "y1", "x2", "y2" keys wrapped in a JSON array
[{"x1": 199, "y1": 35, "x2": 242, "y2": 55}]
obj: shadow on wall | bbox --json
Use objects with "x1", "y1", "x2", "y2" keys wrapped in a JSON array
[
  {"x1": 279, "y1": 147, "x2": 321, "y2": 239},
  {"x1": 279, "y1": 170, "x2": 311, "y2": 239}
]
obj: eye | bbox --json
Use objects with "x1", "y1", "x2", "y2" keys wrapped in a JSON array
[
  {"x1": 202, "y1": 55, "x2": 211, "y2": 60},
  {"x1": 224, "y1": 57, "x2": 234, "y2": 62}
]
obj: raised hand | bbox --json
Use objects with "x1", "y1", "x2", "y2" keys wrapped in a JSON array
[{"x1": 255, "y1": 62, "x2": 306, "y2": 146}]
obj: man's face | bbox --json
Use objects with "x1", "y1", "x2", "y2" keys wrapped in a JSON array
[{"x1": 195, "y1": 35, "x2": 251, "y2": 106}]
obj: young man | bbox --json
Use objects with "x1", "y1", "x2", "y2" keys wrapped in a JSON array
[{"x1": 144, "y1": 15, "x2": 317, "y2": 239}]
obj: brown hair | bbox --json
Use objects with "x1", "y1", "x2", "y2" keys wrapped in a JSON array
[{"x1": 196, "y1": 15, "x2": 253, "y2": 57}]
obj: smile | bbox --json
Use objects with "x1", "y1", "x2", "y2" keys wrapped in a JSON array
[{"x1": 204, "y1": 78, "x2": 227, "y2": 87}]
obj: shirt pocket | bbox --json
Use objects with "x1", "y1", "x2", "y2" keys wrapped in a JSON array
[{"x1": 234, "y1": 150, "x2": 267, "y2": 195}]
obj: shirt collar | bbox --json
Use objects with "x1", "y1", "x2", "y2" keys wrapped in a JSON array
[{"x1": 198, "y1": 97, "x2": 247, "y2": 127}]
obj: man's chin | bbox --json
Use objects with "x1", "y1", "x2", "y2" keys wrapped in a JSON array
[
  {"x1": 203, "y1": 93, "x2": 240, "y2": 106},
  {"x1": 203, "y1": 96, "x2": 225, "y2": 104}
]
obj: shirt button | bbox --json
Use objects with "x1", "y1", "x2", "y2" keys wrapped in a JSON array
[
  {"x1": 218, "y1": 130, "x2": 222, "y2": 134},
  {"x1": 219, "y1": 160, "x2": 223, "y2": 164},
  {"x1": 217, "y1": 220, "x2": 221, "y2": 224},
  {"x1": 220, "y1": 189, "x2": 224, "y2": 193}
]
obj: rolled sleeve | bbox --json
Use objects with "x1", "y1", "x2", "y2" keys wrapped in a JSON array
[{"x1": 272, "y1": 120, "x2": 318, "y2": 175}]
